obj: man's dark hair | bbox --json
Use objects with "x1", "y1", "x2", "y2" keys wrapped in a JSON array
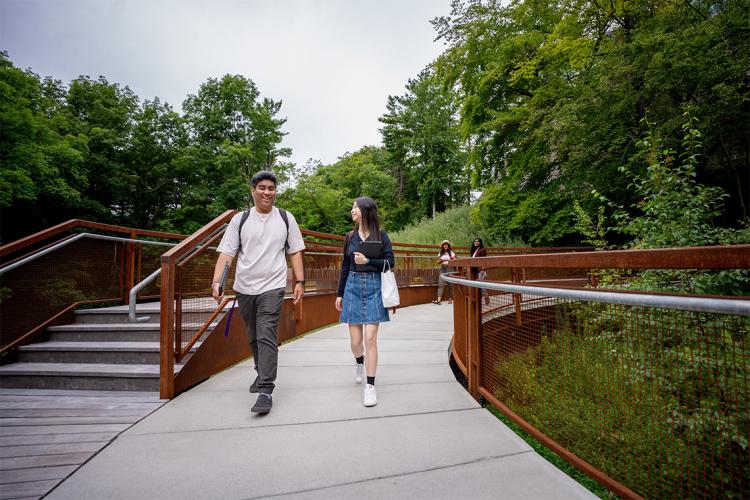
[{"x1": 251, "y1": 170, "x2": 277, "y2": 188}]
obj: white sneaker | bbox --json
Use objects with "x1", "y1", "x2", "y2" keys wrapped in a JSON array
[
  {"x1": 354, "y1": 363, "x2": 364, "y2": 384},
  {"x1": 363, "y1": 384, "x2": 377, "y2": 407}
]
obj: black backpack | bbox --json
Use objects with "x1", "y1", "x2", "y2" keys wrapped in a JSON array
[{"x1": 237, "y1": 208, "x2": 290, "y2": 254}]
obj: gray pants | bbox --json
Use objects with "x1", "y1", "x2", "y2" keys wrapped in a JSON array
[
  {"x1": 437, "y1": 272, "x2": 452, "y2": 300},
  {"x1": 237, "y1": 287, "x2": 285, "y2": 394}
]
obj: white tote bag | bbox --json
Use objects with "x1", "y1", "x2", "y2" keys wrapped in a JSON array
[{"x1": 381, "y1": 261, "x2": 400, "y2": 308}]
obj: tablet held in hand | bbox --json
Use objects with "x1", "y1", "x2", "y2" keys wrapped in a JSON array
[{"x1": 359, "y1": 241, "x2": 383, "y2": 259}]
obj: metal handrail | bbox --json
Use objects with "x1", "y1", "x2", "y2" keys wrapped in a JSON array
[
  {"x1": 128, "y1": 268, "x2": 163, "y2": 322},
  {"x1": 0, "y1": 233, "x2": 176, "y2": 275},
  {"x1": 0, "y1": 218, "x2": 186, "y2": 259},
  {"x1": 127, "y1": 225, "x2": 228, "y2": 322},
  {"x1": 441, "y1": 273, "x2": 750, "y2": 316}
]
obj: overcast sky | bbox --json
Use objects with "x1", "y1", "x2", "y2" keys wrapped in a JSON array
[{"x1": 1, "y1": 0, "x2": 452, "y2": 168}]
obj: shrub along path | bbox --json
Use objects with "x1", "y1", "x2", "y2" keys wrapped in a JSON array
[{"x1": 45, "y1": 303, "x2": 595, "y2": 499}]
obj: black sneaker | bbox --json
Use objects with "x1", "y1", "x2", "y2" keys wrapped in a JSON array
[
  {"x1": 249, "y1": 377, "x2": 259, "y2": 393},
  {"x1": 251, "y1": 393, "x2": 272, "y2": 413}
]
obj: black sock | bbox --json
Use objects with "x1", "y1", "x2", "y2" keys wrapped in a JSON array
[
  {"x1": 367, "y1": 376, "x2": 375, "y2": 386},
  {"x1": 355, "y1": 355, "x2": 364, "y2": 365}
]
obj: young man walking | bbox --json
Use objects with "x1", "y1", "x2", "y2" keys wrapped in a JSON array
[{"x1": 212, "y1": 171, "x2": 306, "y2": 414}]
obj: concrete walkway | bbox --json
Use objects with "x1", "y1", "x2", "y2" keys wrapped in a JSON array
[{"x1": 46, "y1": 303, "x2": 595, "y2": 500}]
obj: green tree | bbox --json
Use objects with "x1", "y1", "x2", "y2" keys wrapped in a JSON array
[
  {"x1": 432, "y1": 0, "x2": 750, "y2": 244},
  {"x1": 65, "y1": 74, "x2": 139, "y2": 223},
  {"x1": 119, "y1": 98, "x2": 187, "y2": 229},
  {"x1": 172, "y1": 74, "x2": 291, "y2": 232},
  {"x1": 379, "y1": 67, "x2": 466, "y2": 221},
  {"x1": 278, "y1": 147, "x2": 398, "y2": 235},
  {"x1": 577, "y1": 114, "x2": 750, "y2": 294},
  {"x1": 0, "y1": 52, "x2": 87, "y2": 241}
]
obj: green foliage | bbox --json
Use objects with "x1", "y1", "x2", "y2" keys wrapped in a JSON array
[
  {"x1": 0, "y1": 56, "x2": 290, "y2": 240},
  {"x1": 379, "y1": 67, "x2": 467, "y2": 221},
  {"x1": 575, "y1": 113, "x2": 750, "y2": 294},
  {"x1": 174, "y1": 74, "x2": 291, "y2": 229},
  {"x1": 572, "y1": 200, "x2": 609, "y2": 251},
  {"x1": 0, "y1": 52, "x2": 88, "y2": 234},
  {"x1": 472, "y1": 172, "x2": 576, "y2": 246},
  {"x1": 390, "y1": 204, "x2": 522, "y2": 249},
  {"x1": 277, "y1": 147, "x2": 398, "y2": 236},
  {"x1": 618, "y1": 114, "x2": 732, "y2": 249},
  {"x1": 433, "y1": 0, "x2": 750, "y2": 245},
  {"x1": 494, "y1": 305, "x2": 750, "y2": 497}
]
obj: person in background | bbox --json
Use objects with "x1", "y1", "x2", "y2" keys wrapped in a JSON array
[
  {"x1": 432, "y1": 240, "x2": 456, "y2": 305},
  {"x1": 470, "y1": 237, "x2": 490, "y2": 305},
  {"x1": 335, "y1": 196, "x2": 395, "y2": 407},
  {"x1": 211, "y1": 170, "x2": 306, "y2": 414}
]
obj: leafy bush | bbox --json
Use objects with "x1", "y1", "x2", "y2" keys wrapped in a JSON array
[
  {"x1": 390, "y1": 204, "x2": 524, "y2": 250},
  {"x1": 493, "y1": 305, "x2": 750, "y2": 498},
  {"x1": 576, "y1": 113, "x2": 750, "y2": 295}
]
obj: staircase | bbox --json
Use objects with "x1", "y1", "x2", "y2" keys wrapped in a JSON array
[{"x1": 0, "y1": 302, "x2": 206, "y2": 392}]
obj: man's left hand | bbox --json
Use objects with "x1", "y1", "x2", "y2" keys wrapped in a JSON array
[{"x1": 293, "y1": 283, "x2": 305, "y2": 304}]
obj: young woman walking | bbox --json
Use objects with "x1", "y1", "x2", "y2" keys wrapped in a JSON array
[
  {"x1": 335, "y1": 197, "x2": 395, "y2": 407},
  {"x1": 432, "y1": 240, "x2": 456, "y2": 305}
]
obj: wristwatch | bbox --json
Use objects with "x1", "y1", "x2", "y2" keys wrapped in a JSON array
[{"x1": 296, "y1": 280, "x2": 306, "y2": 286}]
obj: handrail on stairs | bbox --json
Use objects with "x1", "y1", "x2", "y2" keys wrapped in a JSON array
[
  {"x1": 126, "y1": 224, "x2": 229, "y2": 323},
  {"x1": 1, "y1": 220, "x2": 188, "y2": 353}
]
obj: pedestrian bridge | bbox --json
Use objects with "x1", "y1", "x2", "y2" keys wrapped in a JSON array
[
  {"x1": 2, "y1": 215, "x2": 749, "y2": 498},
  {"x1": 44, "y1": 303, "x2": 594, "y2": 500}
]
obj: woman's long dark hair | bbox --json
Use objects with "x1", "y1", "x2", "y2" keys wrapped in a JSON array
[
  {"x1": 354, "y1": 196, "x2": 380, "y2": 240},
  {"x1": 470, "y1": 238, "x2": 484, "y2": 255},
  {"x1": 439, "y1": 241, "x2": 453, "y2": 257}
]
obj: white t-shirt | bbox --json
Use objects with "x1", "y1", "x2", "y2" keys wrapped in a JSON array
[
  {"x1": 439, "y1": 251, "x2": 456, "y2": 267},
  {"x1": 216, "y1": 207, "x2": 305, "y2": 295}
]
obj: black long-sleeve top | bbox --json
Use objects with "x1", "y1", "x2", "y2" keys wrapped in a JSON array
[{"x1": 337, "y1": 230, "x2": 396, "y2": 297}]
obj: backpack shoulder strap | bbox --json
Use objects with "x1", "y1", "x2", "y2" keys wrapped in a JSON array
[
  {"x1": 237, "y1": 207, "x2": 291, "y2": 255},
  {"x1": 237, "y1": 209, "x2": 251, "y2": 255},
  {"x1": 278, "y1": 208, "x2": 290, "y2": 252}
]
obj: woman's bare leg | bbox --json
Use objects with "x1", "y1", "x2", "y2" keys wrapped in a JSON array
[
  {"x1": 349, "y1": 324, "x2": 364, "y2": 358},
  {"x1": 364, "y1": 324, "x2": 379, "y2": 377}
]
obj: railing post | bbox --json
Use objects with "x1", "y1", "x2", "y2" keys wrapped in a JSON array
[
  {"x1": 160, "y1": 258, "x2": 175, "y2": 399},
  {"x1": 123, "y1": 231, "x2": 136, "y2": 304},
  {"x1": 174, "y1": 267, "x2": 183, "y2": 361},
  {"x1": 451, "y1": 266, "x2": 467, "y2": 376},
  {"x1": 466, "y1": 266, "x2": 481, "y2": 401},
  {"x1": 136, "y1": 242, "x2": 142, "y2": 286},
  {"x1": 119, "y1": 242, "x2": 126, "y2": 303},
  {"x1": 512, "y1": 267, "x2": 522, "y2": 325}
]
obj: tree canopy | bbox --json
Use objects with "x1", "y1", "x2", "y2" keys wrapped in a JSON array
[
  {"x1": 432, "y1": 0, "x2": 749, "y2": 244},
  {"x1": 2, "y1": 0, "x2": 748, "y2": 247},
  {"x1": 0, "y1": 55, "x2": 290, "y2": 241}
]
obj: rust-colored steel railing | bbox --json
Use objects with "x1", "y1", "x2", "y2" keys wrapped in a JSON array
[
  {"x1": 159, "y1": 211, "x2": 451, "y2": 398},
  {"x1": 158, "y1": 216, "x2": 591, "y2": 398},
  {"x1": 446, "y1": 245, "x2": 750, "y2": 499},
  {"x1": 0, "y1": 221, "x2": 186, "y2": 354},
  {"x1": 0, "y1": 219, "x2": 186, "y2": 261}
]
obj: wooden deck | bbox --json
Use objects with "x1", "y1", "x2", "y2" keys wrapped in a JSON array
[{"x1": 0, "y1": 389, "x2": 165, "y2": 500}]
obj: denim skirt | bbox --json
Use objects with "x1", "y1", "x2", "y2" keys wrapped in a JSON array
[{"x1": 340, "y1": 271, "x2": 390, "y2": 325}]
